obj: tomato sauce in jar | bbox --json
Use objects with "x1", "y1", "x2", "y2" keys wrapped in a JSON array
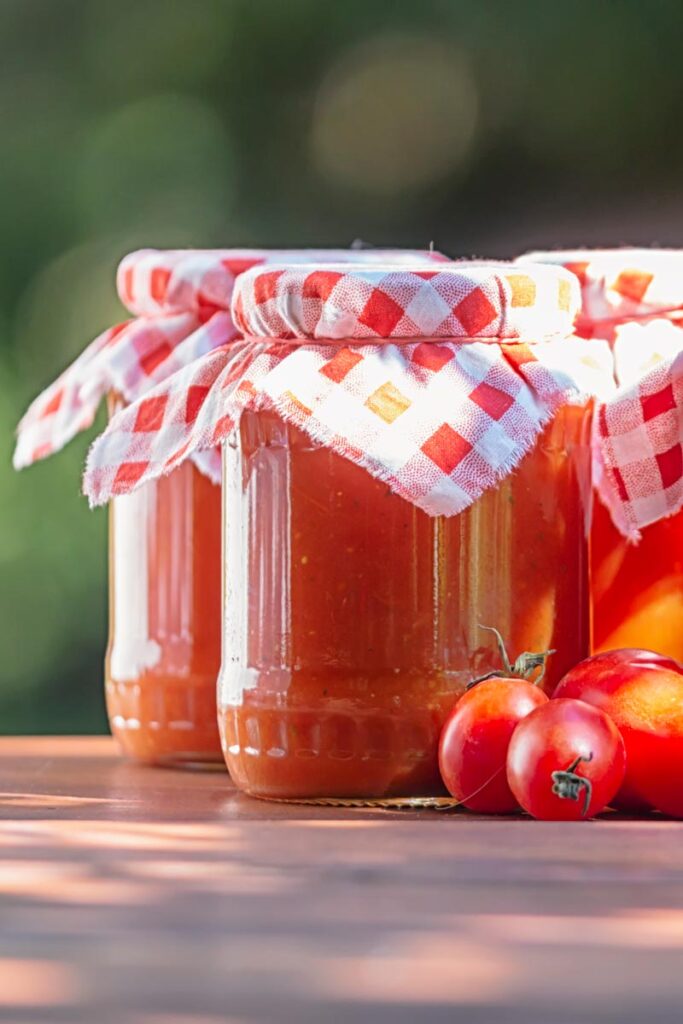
[
  {"x1": 219, "y1": 402, "x2": 592, "y2": 799},
  {"x1": 105, "y1": 400, "x2": 223, "y2": 767}
]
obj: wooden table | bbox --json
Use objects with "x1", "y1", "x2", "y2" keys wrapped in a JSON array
[{"x1": 0, "y1": 737, "x2": 682, "y2": 1023}]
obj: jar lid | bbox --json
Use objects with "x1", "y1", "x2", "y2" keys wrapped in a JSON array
[
  {"x1": 231, "y1": 262, "x2": 581, "y2": 342},
  {"x1": 521, "y1": 249, "x2": 683, "y2": 322}
]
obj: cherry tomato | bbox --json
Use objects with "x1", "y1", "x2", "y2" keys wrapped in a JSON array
[
  {"x1": 506, "y1": 698, "x2": 626, "y2": 820},
  {"x1": 439, "y1": 677, "x2": 548, "y2": 812},
  {"x1": 554, "y1": 649, "x2": 683, "y2": 810}
]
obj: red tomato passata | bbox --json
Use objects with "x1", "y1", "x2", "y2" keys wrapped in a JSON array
[
  {"x1": 554, "y1": 648, "x2": 683, "y2": 811},
  {"x1": 506, "y1": 698, "x2": 626, "y2": 821},
  {"x1": 439, "y1": 678, "x2": 548, "y2": 813}
]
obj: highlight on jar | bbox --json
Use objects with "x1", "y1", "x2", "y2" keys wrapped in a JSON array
[
  {"x1": 520, "y1": 249, "x2": 683, "y2": 662},
  {"x1": 85, "y1": 259, "x2": 619, "y2": 801},
  {"x1": 14, "y1": 246, "x2": 447, "y2": 770}
]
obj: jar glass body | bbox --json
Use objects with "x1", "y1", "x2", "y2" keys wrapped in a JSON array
[
  {"x1": 219, "y1": 403, "x2": 593, "y2": 800},
  {"x1": 592, "y1": 501, "x2": 683, "y2": 659},
  {"x1": 105, "y1": 401, "x2": 223, "y2": 767}
]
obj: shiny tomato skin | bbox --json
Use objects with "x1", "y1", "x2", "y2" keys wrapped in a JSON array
[
  {"x1": 554, "y1": 649, "x2": 683, "y2": 810},
  {"x1": 506, "y1": 698, "x2": 626, "y2": 821},
  {"x1": 438, "y1": 677, "x2": 548, "y2": 813},
  {"x1": 627, "y1": 705, "x2": 683, "y2": 818}
]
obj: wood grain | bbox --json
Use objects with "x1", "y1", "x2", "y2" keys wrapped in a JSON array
[{"x1": 0, "y1": 737, "x2": 682, "y2": 1023}]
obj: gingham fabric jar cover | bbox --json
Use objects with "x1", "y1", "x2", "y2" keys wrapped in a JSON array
[
  {"x1": 524, "y1": 249, "x2": 683, "y2": 326},
  {"x1": 522, "y1": 250, "x2": 683, "y2": 538},
  {"x1": 84, "y1": 261, "x2": 614, "y2": 517},
  {"x1": 14, "y1": 247, "x2": 446, "y2": 479}
]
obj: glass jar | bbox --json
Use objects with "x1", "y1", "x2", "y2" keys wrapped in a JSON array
[
  {"x1": 105, "y1": 398, "x2": 223, "y2": 768},
  {"x1": 218, "y1": 402, "x2": 593, "y2": 800}
]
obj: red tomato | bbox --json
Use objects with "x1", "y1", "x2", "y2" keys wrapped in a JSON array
[
  {"x1": 506, "y1": 698, "x2": 626, "y2": 820},
  {"x1": 627, "y1": 706, "x2": 683, "y2": 819},
  {"x1": 554, "y1": 649, "x2": 683, "y2": 810},
  {"x1": 439, "y1": 678, "x2": 548, "y2": 813}
]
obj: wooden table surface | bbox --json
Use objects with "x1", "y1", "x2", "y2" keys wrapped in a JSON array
[{"x1": 0, "y1": 737, "x2": 682, "y2": 1024}]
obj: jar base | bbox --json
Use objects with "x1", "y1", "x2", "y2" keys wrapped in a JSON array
[
  {"x1": 218, "y1": 701, "x2": 454, "y2": 801},
  {"x1": 106, "y1": 676, "x2": 223, "y2": 769},
  {"x1": 111, "y1": 726, "x2": 225, "y2": 771}
]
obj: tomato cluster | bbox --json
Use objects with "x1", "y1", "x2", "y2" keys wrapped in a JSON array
[{"x1": 438, "y1": 629, "x2": 683, "y2": 820}]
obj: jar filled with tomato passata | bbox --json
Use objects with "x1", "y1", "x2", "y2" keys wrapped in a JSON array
[
  {"x1": 17, "y1": 247, "x2": 444, "y2": 768},
  {"x1": 84, "y1": 260, "x2": 609, "y2": 799},
  {"x1": 522, "y1": 250, "x2": 683, "y2": 661},
  {"x1": 105, "y1": 395, "x2": 224, "y2": 766}
]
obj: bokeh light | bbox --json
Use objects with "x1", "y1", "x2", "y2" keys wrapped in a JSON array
[{"x1": 311, "y1": 35, "x2": 478, "y2": 198}]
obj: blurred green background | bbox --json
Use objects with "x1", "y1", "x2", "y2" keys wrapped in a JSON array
[{"x1": 2, "y1": 0, "x2": 683, "y2": 734}]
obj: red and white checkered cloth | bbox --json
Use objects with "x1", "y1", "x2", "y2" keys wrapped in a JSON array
[
  {"x1": 524, "y1": 248, "x2": 683, "y2": 326},
  {"x1": 84, "y1": 262, "x2": 613, "y2": 517},
  {"x1": 14, "y1": 247, "x2": 444, "y2": 481},
  {"x1": 522, "y1": 250, "x2": 683, "y2": 538}
]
